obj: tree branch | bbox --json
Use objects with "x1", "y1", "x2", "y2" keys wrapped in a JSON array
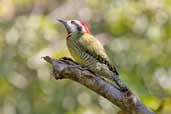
[{"x1": 43, "y1": 56, "x2": 155, "y2": 114}]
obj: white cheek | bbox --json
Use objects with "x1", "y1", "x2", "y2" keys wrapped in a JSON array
[
  {"x1": 71, "y1": 25, "x2": 78, "y2": 32},
  {"x1": 76, "y1": 21, "x2": 86, "y2": 33},
  {"x1": 67, "y1": 22, "x2": 77, "y2": 32}
]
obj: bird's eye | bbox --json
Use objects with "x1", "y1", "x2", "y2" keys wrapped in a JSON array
[{"x1": 71, "y1": 21, "x2": 74, "y2": 23}]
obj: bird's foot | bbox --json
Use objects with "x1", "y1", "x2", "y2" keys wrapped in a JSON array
[
  {"x1": 120, "y1": 87, "x2": 129, "y2": 93},
  {"x1": 122, "y1": 90, "x2": 132, "y2": 97}
]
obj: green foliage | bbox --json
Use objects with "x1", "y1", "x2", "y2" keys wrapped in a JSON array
[{"x1": 0, "y1": 0, "x2": 170, "y2": 114}]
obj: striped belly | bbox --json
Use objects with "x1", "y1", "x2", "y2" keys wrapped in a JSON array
[
  {"x1": 67, "y1": 39, "x2": 115, "y2": 81},
  {"x1": 67, "y1": 40, "x2": 98, "y2": 69}
]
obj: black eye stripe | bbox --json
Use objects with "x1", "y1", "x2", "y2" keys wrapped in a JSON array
[
  {"x1": 71, "y1": 21, "x2": 74, "y2": 23},
  {"x1": 71, "y1": 21, "x2": 82, "y2": 32},
  {"x1": 76, "y1": 25, "x2": 82, "y2": 32}
]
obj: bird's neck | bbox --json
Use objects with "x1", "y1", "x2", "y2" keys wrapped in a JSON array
[{"x1": 67, "y1": 32, "x2": 88, "y2": 40}]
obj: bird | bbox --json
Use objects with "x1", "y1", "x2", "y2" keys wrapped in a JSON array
[{"x1": 57, "y1": 19, "x2": 128, "y2": 92}]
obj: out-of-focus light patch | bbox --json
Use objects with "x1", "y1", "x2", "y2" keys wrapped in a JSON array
[
  {"x1": 109, "y1": 38, "x2": 130, "y2": 52},
  {"x1": 0, "y1": 107, "x2": 2, "y2": 114},
  {"x1": 8, "y1": 72, "x2": 28, "y2": 89},
  {"x1": 49, "y1": 0, "x2": 77, "y2": 20},
  {"x1": 14, "y1": 16, "x2": 27, "y2": 30},
  {"x1": 3, "y1": 97, "x2": 16, "y2": 114},
  {"x1": 151, "y1": 43, "x2": 162, "y2": 56},
  {"x1": 135, "y1": 54, "x2": 148, "y2": 64},
  {"x1": 69, "y1": 82, "x2": 82, "y2": 93},
  {"x1": 99, "y1": 110, "x2": 106, "y2": 114},
  {"x1": 5, "y1": 27, "x2": 19, "y2": 45},
  {"x1": 78, "y1": 92, "x2": 91, "y2": 106},
  {"x1": 52, "y1": 40, "x2": 66, "y2": 50},
  {"x1": 62, "y1": 96, "x2": 76, "y2": 111},
  {"x1": 85, "y1": 0, "x2": 98, "y2": 7},
  {"x1": 95, "y1": 33, "x2": 112, "y2": 46},
  {"x1": 14, "y1": 15, "x2": 41, "y2": 57},
  {"x1": 133, "y1": 15, "x2": 148, "y2": 34},
  {"x1": 17, "y1": 43, "x2": 34, "y2": 58},
  {"x1": 19, "y1": 16, "x2": 42, "y2": 43},
  {"x1": 79, "y1": 7, "x2": 92, "y2": 21},
  {"x1": 43, "y1": 27, "x2": 59, "y2": 42},
  {"x1": 39, "y1": 82, "x2": 55, "y2": 101},
  {"x1": 27, "y1": 47, "x2": 53, "y2": 69},
  {"x1": 168, "y1": 39, "x2": 171, "y2": 52},
  {"x1": 98, "y1": 97, "x2": 114, "y2": 111},
  {"x1": 141, "y1": 96, "x2": 160, "y2": 110},
  {"x1": 106, "y1": 8, "x2": 118, "y2": 23},
  {"x1": 82, "y1": 109, "x2": 94, "y2": 114},
  {"x1": 26, "y1": 16, "x2": 41, "y2": 32},
  {"x1": 17, "y1": 96, "x2": 31, "y2": 114},
  {"x1": 155, "y1": 68, "x2": 171, "y2": 90},
  {"x1": 155, "y1": 10, "x2": 169, "y2": 25},
  {"x1": 0, "y1": 0, "x2": 15, "y2": 21},
  {"x1": 0, "y1": 35, "x2": 5, "y2": 53},
  {"x1": 0, "y1": 77, "x2": 13, "y2": 97},
  {"x1": 147, "y1": 25, "x2": 161, "y2": 41},
  {"x1": 145, "y1": 0, "x2": 162, "y2": 9},
  {"x1": 119, "y1": 0, "x2": 129, "y2": 7},
  {"x1": 37, "y1": 66, "x2": 51, "y2": 81}
]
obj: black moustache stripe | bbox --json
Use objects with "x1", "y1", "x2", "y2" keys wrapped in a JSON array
[{"x1": 72, "y1": 21, "x2": 82, "y2": 32}]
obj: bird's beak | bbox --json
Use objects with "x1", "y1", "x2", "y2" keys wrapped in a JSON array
[
  {"x1": 57, "y1": 19, "x2": 72, "y2": 38},
  {"x1": 57, "y1": 19, "x2": 69, "y2": 30},
  {"x1": 57, "y1": 19, "x2": 67, "y2": 25},
  {"x1": 57, "y1": 19, "x2": 71, "y2": 35}
]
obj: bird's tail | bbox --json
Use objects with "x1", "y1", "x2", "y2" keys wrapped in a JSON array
[
  {"x1": 111, "y1": 73, "x2": 129, "y2": 92},
  {"x1": 104, "y1": 60, "x2": 129, "y2": 92},
  {"x1": 92, "y1": 54, "x2": 129, "y2": 92}
]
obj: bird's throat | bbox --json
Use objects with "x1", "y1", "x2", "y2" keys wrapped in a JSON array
[{"x1": 66, "y1": 33, "x2": 72, "y2": 39}]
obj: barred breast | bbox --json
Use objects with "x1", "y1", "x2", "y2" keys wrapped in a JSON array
[
  {"x1": 67, "y1": 38, "x2": 119, "y2": 75},
  {"x1": 67, "y1": 38, "x2": 99, "y2": 69},
  {"x1": 66, "y1": 35, "x2": 128, "y2": 92}
]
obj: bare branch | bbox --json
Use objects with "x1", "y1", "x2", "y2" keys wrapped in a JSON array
[{"x1": 43, "y1": 56, "x2": 155, "y2": 114}]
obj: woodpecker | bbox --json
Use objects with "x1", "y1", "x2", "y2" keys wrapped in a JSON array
[{"x1": 58, "y1": 19, "x2": 128, "y2": 92}]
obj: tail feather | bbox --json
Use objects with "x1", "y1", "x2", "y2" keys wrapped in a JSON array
[
  {"x1": 94, "y1": 54, "x2": 119, "y2": 75},
  {"x1": 112, "y1": 74, "x2": 129, "y2": 92},
  {"x1": 96, "y1": 56, "x2": 129, "y2": 92},
  {"x1": 83, "y1": 50, "x2": 128, "y2": 92}
]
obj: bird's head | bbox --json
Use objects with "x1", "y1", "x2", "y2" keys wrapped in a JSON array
[{"x1": 57, "y1": 19, "x2": 91, "y2": 38}]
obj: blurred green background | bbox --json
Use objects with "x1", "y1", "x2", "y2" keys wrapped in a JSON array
[{"x1": 0, "y1": 0, "x2": 171, "y2": 114}]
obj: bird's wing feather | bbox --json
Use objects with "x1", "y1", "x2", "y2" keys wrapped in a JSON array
[
  {"x1": 78, "y1": 34, "x2": 119, "y2": 74},
  {"x1": 78, "y1": 34, "x2": 108, "y2": 60}
]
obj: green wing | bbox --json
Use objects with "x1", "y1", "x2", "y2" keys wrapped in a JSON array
[
  {"x1": 78, "y1": 33, "x2": 119, "y2": 75},
  {"x1": 78, "y1": 33, "x2": 108, "y2": 60}
]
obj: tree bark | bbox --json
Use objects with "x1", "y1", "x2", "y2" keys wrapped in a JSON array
[{"x1": 43, "y1": 56, "x2": 155, "y2": 114}]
